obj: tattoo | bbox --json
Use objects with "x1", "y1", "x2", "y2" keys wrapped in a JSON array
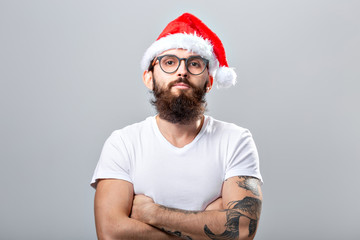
[
  {"x1": 157, "y1": 183, "x2": 261, "y2": 240},
  {"x1": 204, "y1": 210, "x2": 244, "y2": 240},
  {"x1": 236, "y1": 176, "x2": 260, "y2": 196},
  {"x1": 249, "y1": 219, "x2": 257, "y2": 237},
  {"x1": 160, "y1": 228, "x2": 193, "y2": 240},
  {"x1": 204, "y1": 197, "x2": 262, "y2": 239},
  {"x1": 228, "y1": 197, "x2": 262, "y2": 219}
]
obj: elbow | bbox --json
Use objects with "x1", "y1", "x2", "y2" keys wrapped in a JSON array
[
  {"x1": 96, "y1": 219, "x2": 129, "y2": 240},
  {"x1": 238, "y1": 235, "x2": 256, "y2": 240},
  {"x1": 96, "y1": 233, "x2": 112, "y2": 240},
  {"x1": 97, "y1": 228, "x2": 128, "y2": 240},
  {"x1": 238, "y1": 233, "x2": 256, "y2": 240},
  {"x1": 237, "y1": 222, "x2": 258, "y2": 240},
  {"x1": 96, "y1": 227, "x2": 118, "y2": 240}
]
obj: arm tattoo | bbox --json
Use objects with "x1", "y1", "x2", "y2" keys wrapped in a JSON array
[
  {"x1": 204, "y1": 197, "x2": 262, "y2": 240},
  {"x1": 236, "y1": 176, "x2": 261, "y2": 196},
  {"x1": 228, "y1": 197, "x2": 262, "y2": 219},
  {"x1": 157, "y1": 182, "x2": 261, "y2": 240},
  {"x1": 160, "y1": 228, "x2": 193, "y2": 240}
]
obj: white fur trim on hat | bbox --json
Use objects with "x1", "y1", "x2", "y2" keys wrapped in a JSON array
[
  {"x1": 141, "y1": 33, "x2": 218, "y2": 75},
  {"x1": 214, "y1": 66, "x2": 237, "y2": 88}
]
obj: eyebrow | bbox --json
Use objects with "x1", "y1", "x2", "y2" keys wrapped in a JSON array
[{"x1": 158, "y1": 54, "x2": 203, "y2": 58}]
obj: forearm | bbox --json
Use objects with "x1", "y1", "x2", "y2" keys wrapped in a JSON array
[
  {"x1": 97, "y1": 216, "x2": 180, "y2": 240},
  {"x1": 148, "y1": 206, "x2": 224, "y2": 240},
  {"x1": 143, "y1": 205, "x2": 258, "y2": 240}
]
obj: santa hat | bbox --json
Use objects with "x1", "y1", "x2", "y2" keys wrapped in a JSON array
[{"x1": 141, "y1": 13, "x2": 237, "y2": 88}]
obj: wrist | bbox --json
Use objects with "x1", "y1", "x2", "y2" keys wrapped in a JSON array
[{"x1": 146, "y1": 203, "x2": 160, "y2": 225}]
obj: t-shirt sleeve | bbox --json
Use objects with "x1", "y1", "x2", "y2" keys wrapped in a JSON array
[
  {"x1": 224, "y1": 129, "x2": 263, "y2": 184},
  {"x1": 90, "y1": 131, "x2": 132, "y2": 189}
]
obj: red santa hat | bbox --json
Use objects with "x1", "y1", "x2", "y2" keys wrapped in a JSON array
[{"x1": 141, "y1": 13, "x2": 237, "y2": 88}]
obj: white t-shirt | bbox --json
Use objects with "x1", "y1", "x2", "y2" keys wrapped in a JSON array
[{"x1": 91, "y1": 115, "x2": 262, "y2": 211}]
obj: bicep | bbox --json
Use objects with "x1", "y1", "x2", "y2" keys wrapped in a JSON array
[
  {"x1": 221, "y1": 176, "x2": 263, "y2": 239},
  {"x1": 222, "y1": 176, "x2": 262, "y2": 205},
  {"x1": 94, "y1": 179, "x2": 134, "y2": 238}
]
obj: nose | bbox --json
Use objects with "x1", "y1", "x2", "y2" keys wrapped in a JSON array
[{"x1": 177, "y1": 59, "x2": 188, "y2": 77}]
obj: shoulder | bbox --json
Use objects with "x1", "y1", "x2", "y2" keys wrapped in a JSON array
[
  {"x1": 205, "y1": 116, "x2": 252, "y2": 138},
  {"x1": 112, "y1": 116, "x2": 153, "y2": 135},
  {"x1": 106, "y1": 116, "x2": 154, "y2": 144}
]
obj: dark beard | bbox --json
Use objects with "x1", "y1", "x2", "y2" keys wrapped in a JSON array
[{"x1": 151, "y1": 77, "x2": 208, "y2": 125}]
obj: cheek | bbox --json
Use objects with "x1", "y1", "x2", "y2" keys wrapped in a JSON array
[
  {"x1": 153, "y1": 72, "x2": 169, "y2": 90},
  {"x1": 155, "y1": 68, "x2": 178, "y2": 83},
  {"x1": 194, "y1": 76, "x2": 210, "y2": 89}
]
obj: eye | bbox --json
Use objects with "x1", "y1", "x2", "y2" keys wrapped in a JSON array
[
  {"x1": 188, "y1": 58, "x2": 203, "y2": 68},
  {"x1": 165, "y1": 60, "x2": 175, "y2": 66},
  {"x1": 161, "y1": 56, "x2": 178, "y2": 67},
  {"x1": 190, "y1": 62, "x2": 200, "y2": 67}
]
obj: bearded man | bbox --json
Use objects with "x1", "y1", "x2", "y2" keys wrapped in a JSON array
[{"x1": 91, "y1": 13, "x2": 263, "y2": 240}]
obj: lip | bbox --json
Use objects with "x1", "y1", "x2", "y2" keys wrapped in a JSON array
[{"x1": 172, "y1": 83, "x2": 190, "y2": 89}]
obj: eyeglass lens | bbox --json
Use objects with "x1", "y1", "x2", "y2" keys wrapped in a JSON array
[{"x1": 159, "y1": 55, "x2": 207, "y2": 75}]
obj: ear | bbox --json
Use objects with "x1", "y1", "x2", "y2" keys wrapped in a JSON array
[
  {"x1": 143, "y1": 70, "x2": 153, "y2": 90},
  {"x1": 206, "y1": 76, "x2": 214, "y2": 93}
]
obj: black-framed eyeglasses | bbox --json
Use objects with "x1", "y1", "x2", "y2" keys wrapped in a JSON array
[{"x1": 151, "y1": 54, "x2": 209, "y2": 75}]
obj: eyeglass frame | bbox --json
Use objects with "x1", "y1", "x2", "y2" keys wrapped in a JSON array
[{"x1": 149, "y1": 54, "x2": 210, "y2": 75}]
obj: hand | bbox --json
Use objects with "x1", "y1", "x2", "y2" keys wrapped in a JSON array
[
  {"x1": 205, "y1": 198, "x2": 224, "y2": 211},
  {"x1": 131, "y1": 194, "x2": 156, "y2": 223}
]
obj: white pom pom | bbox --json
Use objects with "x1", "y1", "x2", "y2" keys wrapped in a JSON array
[{"x1": 214, "y1": 67, "x2": 237, "y2": 88}]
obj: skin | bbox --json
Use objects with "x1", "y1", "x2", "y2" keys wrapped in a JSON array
[
  {"x1": 94, "y1": 49, "x2": 262, "y2": 240},
  {"x1": 131, "y1": 176, "x2": 262, "y2": 240}
]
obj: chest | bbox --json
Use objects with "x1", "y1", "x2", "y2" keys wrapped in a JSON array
[{"x1": 131, "y1": 147, "x2": 225, "y2": 211}]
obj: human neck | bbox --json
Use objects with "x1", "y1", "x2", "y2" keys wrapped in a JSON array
[{"x1": 155, "y1": 115, "x2": 205, "y2": 148}]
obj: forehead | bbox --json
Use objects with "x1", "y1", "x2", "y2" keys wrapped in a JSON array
[{"x1": 159, "y1": 48, "x2": 199, "y2": 57}]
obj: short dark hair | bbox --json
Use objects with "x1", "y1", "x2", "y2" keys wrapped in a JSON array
[{"x1": 147, "y1": 58, "x2": 155, "y2": 72}]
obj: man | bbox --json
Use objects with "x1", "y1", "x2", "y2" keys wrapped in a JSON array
[{"x1": 91, "y1": 13, "x2": 263, "y2": 240}]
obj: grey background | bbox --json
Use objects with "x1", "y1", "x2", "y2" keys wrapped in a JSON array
[{"x1": 1, "y1": 0, "x2": 359, "y2": 239}]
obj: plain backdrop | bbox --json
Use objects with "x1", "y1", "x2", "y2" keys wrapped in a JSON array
[{"x1": 1, "y1": 0, "x2": 359, "y2": 239}]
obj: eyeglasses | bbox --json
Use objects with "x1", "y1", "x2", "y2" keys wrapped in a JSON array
[{"x1": 151, "y1": 54, "x2": 209, "y2": 75}]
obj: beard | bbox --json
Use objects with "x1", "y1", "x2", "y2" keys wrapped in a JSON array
[{"x1": 151, "y1": 77, "x2": 208, "y2": 125}]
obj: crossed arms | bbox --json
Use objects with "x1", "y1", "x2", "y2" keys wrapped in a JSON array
[{"x1": 94, "y1": 176, "x2": 262, "y2": 240}]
